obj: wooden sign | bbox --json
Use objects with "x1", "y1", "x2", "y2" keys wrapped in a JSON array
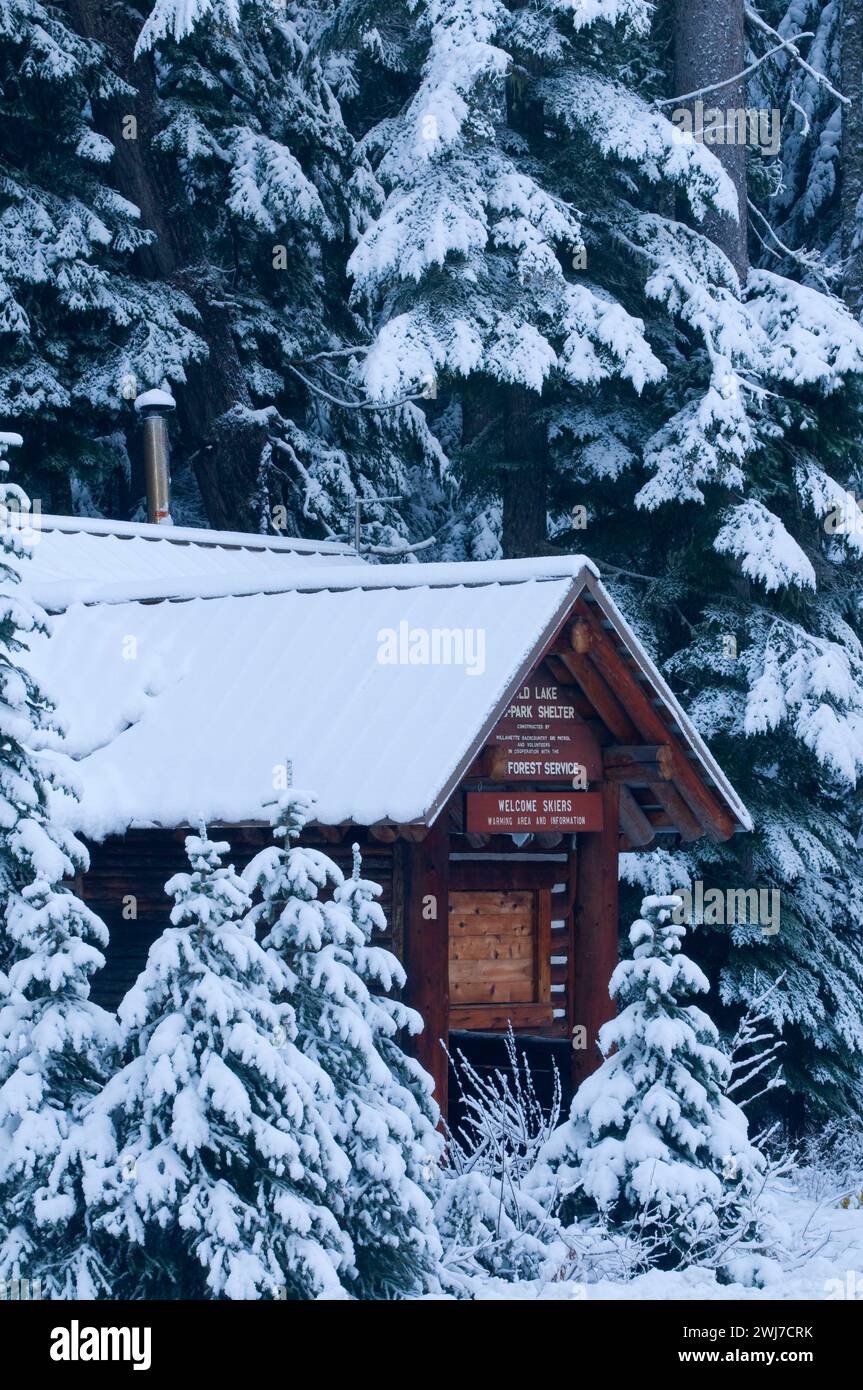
[
  {"x1": 489, "y1": 678, "x2": 602, "y2": 782},
  {"x1": 466, "y1": 791, "x2": 604, "y2": 834}
]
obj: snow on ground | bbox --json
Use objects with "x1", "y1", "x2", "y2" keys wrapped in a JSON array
[{"x1": 469, "y1": 1184, "x2": 863, "y2": 1299}]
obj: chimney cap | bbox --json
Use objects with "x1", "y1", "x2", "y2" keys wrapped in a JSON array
[{"x1": 134, "y1": 387, "x2": 176, "y2": 415}]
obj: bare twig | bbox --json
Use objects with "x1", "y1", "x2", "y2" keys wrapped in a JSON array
[
  {"x1": 745, "y1": 7, "x2": 850, "y2": 105},
  {"x1": 656, "y1": 34, "x2": 814, "y2": 107},
  {"x1": 286, "y1": 362, "x2": 426, "y2": 411}
]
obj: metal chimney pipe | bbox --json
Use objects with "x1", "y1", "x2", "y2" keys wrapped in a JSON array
[{"x1": 134, "y1": 388, "x2": 176, "y2": 525}]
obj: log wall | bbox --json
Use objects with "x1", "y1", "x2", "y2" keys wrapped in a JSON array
[{"x1": 79, "y1": 827, "x2": 398, "y2": 1009}]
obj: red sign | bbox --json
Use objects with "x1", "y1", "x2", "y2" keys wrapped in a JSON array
[
  {"x1": 466, "y1": 791, "x2": 604, "y2": 834},
  {"x1": 489, "y1": 679, "x2": 602, "y2": 782}
]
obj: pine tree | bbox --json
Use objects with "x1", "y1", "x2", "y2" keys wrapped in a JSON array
[
  {"x1": 96, "y1": 828, "x2": 354, "y2": 1300},
  {"x1": 748, "y1": 1, "x2": 843, "y2": 286},
  {"x1": 0, "y1": 0, "x2": 204, "y2": 512},
  {"x1": 529, "y1": 895, "x2": 768, "y2": 1270},
  {"x1": 607, "y1": 4, "x2": 863, "y2": 1122},
  {"x1": 60, "y1": 0, "x2": 446, "y2": 537},
  {"x1": 244, "y1": 796, "x2": 442, "y2": 1299},
  {"x1": 0, "y1": 436, "x2": 118, "y2": 1296},
  {"x1": 339, "y1": 0, "x2": 686, "y2": 554},
  {"x1": 0, "y1": 878, "x2": 119, "y2": 1298},
  {"x1": 335, "y1": 0, "x2": 863, "y2": 1119}
]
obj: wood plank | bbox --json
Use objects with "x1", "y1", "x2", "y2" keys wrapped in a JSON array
[
  {"x1": 450, "y1": 979, "x2": 536, "y2": 1003},
  {"x1": 450, "y1": 900, "x2": 531, "y2": 918},
  {"x1": 450, "y1": 1003, "x2": 554, "y2": 1030},
  {"x1": 450, "y1": 935, "x2": 534, "y2": 961},
  {"x1": 449, "y1": 889, "x2": 533, "y2": 914},
  {"x1": 447, "y1": 883, "x2": 545, "y2": 1014},
  {"x1": 449, "y1": 860, "x2": 562, "y2": 890},
  {"x1": 449, "y1": 951, "x2": 533, "y2": 975},
  {"x1": 450, "y1": 960, "x2": 533, "y2": 986},
  {"x1": 449, "y1": 916, "x2": 534, "y2": 938}
]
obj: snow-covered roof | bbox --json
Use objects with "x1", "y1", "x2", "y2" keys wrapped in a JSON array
[
  {"x1": 14, "y1": 513, "x2": 358, "y2": 610},
  {"x1": 18, "y1": 519, "x2": 751, "y2": 838}
]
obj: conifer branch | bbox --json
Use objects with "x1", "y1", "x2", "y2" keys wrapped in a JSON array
[
  {"x1": 285, "y1": 363, "x2": 426, "y2": 411},
  {"x1": 745, "y1": 7, "x2": 850, "y2": 104}
]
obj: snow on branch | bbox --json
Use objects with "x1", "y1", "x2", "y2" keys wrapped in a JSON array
[
  {"x1": 285, "y1": 362, "x2": 427, "y2": 411},
  {"x1": 745, "y1": 6, "x2": 850, "y2": 106},
  {"x1": 726, "y1": 974, "x2": 787, "y2": 1113}
]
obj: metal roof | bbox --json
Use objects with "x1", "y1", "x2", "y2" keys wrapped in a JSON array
[{"x1": 16, "y1": 524, "x2": 751, "y2": 838}]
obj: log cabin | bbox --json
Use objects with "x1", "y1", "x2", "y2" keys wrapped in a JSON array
[{"x1": 17, "y1": 510, "x2": 751, "y2": 1119}]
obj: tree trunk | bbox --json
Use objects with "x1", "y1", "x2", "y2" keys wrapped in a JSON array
[
  {"x1": 842, "y1": 0, "x2": 863, "y2": 314},
  {"x1": 674, "y1": 0, "x2": 749, "y2": 281},
  {"x1": 500, "y1": 385, "x2": 549, "y2": 558},
  {"x1": 68, "y1": 1, "x2": 268, "y2": 530}
]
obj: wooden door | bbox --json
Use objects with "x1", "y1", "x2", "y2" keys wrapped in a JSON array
[{"x1": 448, "y1": 886, "x2": 551, "y2": 1031}]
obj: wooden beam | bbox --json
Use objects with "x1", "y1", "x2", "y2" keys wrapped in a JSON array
[
  {"x1": 369, "y1": 823, "x2": 398, "y2": 843},
  {"x1": 390, "y1": 839, "x2": 407, "y2": 965},
  {"x1": 651, "y1": 783, "x2": 704, "y2": 842},
  {"x1": 571, "y1": 618, "x2": 593, "y2": 655},
  {"x1": 465, "y1": 831, "x2": 490, "y2": 849},
  {"x1": 574, "y1": 605, "x2": 737, "y2": 841},
  {"x1": 565, "y1": 840, "x2": 578, "y2": 1042},
  {"x1": 554, "y1": 648, "x2": 637, "y2": 742},
  {"x1": 404, "y1": 820, "x2": 450, "y2": 1119},
  {"x1": 397, "y1": 823, "x2": 429, "y2": 843},
  {"x1": 464, "y1": 746, "x2": 496, "y2": 778},
  {"x1": 572, "y1": 782, "x2": 620, "y2": 1091},
  {"x1": 603, "y1": 743, "x2": 674, "y2": 784},
  {"x1": 618, "y1": 785, "x2": 656, "y2": 849}
]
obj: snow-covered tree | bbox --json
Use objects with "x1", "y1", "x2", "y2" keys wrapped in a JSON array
[
  {"x1": 0, "y1": 0, "x2": 204, "y2": 512},
  {"x1": 0, "y1": 878, "x2": 119, "y2": 1298},
  {"x1": 529, "y1": 896, "x2": 768, "y2": 1270},
  {"x1": 0, "y1": 438, "x2": 118, "y2": 1296},
  {"x1": 747, "y1": 1, "x2": 844, "y2": 288},
  {"x1": 334, "y1": 0, "x2": 863, "y2": 1122},
  {"x1": 53, "y1": 0, "x2": 447, "y2": 537},
  {"x1": 95, "y1": 827, "x2": 354, "y2": 1300},
  {"x1": 244, "y1": 796, "x2": 442, "y2": 1299}
]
